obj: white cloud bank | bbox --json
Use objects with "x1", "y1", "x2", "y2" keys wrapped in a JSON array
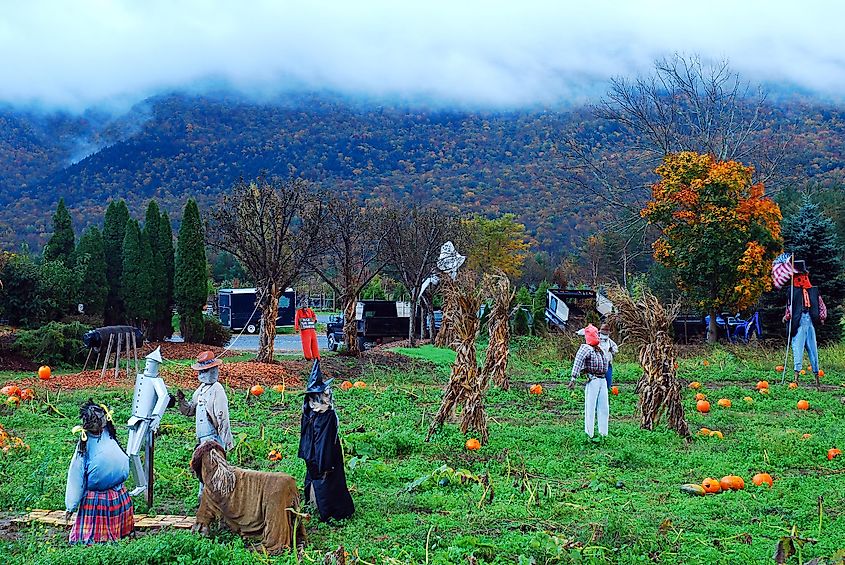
[{"x1": 1, "y1": 0, "x2": 843, "y2": 109}]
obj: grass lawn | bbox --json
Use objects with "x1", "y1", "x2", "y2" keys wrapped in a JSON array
[{"x1": 1, "y1": 340, "x2": 844, "y2": 563}]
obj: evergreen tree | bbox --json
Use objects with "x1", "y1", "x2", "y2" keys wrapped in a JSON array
[
  {"x1": 43, "y1": 198, "x2": 75, "y2": 266},
  {"x1": 103, "y1": 200, "x2": 130, "y2": 324},
  {"x1": 121, "y1": 220, "x2": 154, "y2": 328},
  {"x1": 782, "y1": 199, "x2": 845, "y2": 343},
  {"x1": 159, "y1": 210, "x2": 176, "y2": 337},
  {"x1": 74, "y1": 226, "x2": 108, "y2": 318},
  {"x1": 532, "y1": 280, "x2": 551, "y2": 334},
  {"x1": 175, "y1": 199, "x2": 207, "y2": 342},
  {"x1": 143, "y1": 201, "x2": 168, "y2": 339}
]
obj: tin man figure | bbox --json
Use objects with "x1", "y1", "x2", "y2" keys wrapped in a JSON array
[{"x1": 126, "y1": 346, "x2": 170, "y2": 507}]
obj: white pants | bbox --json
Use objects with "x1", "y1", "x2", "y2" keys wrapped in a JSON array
[{"x1": 584, "y1": 377, "x2": 609, "y2": 438}]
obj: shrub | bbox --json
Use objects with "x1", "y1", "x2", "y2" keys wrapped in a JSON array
[
  {"x1": 201, "y1": 315, "x2": 231, "y2": 347},
  {"x1": 12, "y1": 321, "x2": 91, "y2": 366}
]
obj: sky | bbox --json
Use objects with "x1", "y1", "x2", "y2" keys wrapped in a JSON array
[{"x1": 2, "y1": 0, "x2": 844, "y2": 111}]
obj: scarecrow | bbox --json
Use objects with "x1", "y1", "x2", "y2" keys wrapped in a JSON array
[
  {"x1": 66, "y1": 400, "x2": 134, "y2": 544},
  {"x1": 783, "y1": 260, "x2": 827, "y2": 386},
  {"x1": 177, "y1": 351, "x2": 234, "y2": 451},
  {"x1": 568, "y1": 324, "x2": 610, "y2": 440},
  {"x1": 297, "y1": 360, "x2": 354, "y2": 521},
  {"x1": 126, "y1": 346, "x2": 170, "y2": 504},
  {"x1": 295, "y1": 297, "x2": 320, "y2": 360}
]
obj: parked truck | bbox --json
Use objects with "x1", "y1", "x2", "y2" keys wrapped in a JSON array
[
  {"x1": 325, "y1": 300, "x2": 440, "y2": 351},
  {"x1": 545, "y1": 288, "x2": 614, "y2": 330},
  {"x1": 217, "y1": 288, "x2": 296, "y2": 334}
]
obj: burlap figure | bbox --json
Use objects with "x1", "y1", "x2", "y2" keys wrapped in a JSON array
[
  {"x1": 607, "y1": 286, "x2": 691, "y2": 439},
  {"x1": 190, "y1": 442, "x2": 307, "y2": 552}
]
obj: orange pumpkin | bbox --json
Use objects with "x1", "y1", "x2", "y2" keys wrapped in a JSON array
[
  {"x1": 689, "y1": 381, "x2": 701, "y2": 390},
  {"x1": 38, "y1": 365, "x2": 51, "y2": 380},
  {"x1": 696, "y1": 400, "x2": 710, "y2": 413},
  {"x1": 743, "y1": 396, "x2": 753, "y2": 403},
  {"x1": 1, "y1": 385, "x2": 21, "y2": 397},
  {"x1": 529, "y1": 384, "x2": 543, "y2": 395},
  {"x1": 353, "y1": 381, "x2": 366, "y2": 389},
  {"x1": 701, "y1": 478, "x2": 721, "y2": 494},
  {"x1": 801, "y1": 433, "x2": 812, "y2": 439},
  {"x1": 752, "y1": 473, "x2": 773, "y2": 487},
  {"x1": 717, "y1": 398, "x2": 731, "y2": 408},
  {"x1": 249, "y1": 384, "x2": 265, "y2": 397},
  {"x1": 828, "y1": 448, "x2": 842, "y2": 461},
  {"x1": 797, "y1": 400, "x2": 810, "y2": 411},
  {"x1": 5, "y1": 396, "x2": 20, "y2": 407},
  {"x1": 720, "y1": 475, "x2": 744, "y2": 491},
  {"x1": 694, "y1": 392, "x2": 706, "y2": 401},
  {"x1": 340, "y1": 380, "x2": 353, "y2": 391},
  {"x1": 709, "y1": 430, "x2": 724, "y2": 439},
  {"x1": 272, "y1": 384, "x2": 285, "y2": 393},
  {"x1": 702, "y1": 360, "x2": 710, "y2": 366},
  {"x1": 465, "y1": 438, "x2": 481, "y2": 451},
  {"x1": 775, "y1": 365, "x2": 784, "y2": 372},
  {"x1": 755, "y1": 380, "x2": 769, "y2": 390},
  {"x1": 759, "y1": 388, "x2": 770, "y2": 395},
  {"x1": 788, "y1": 382, "x2": 798, "y2": 389},
  {"x1": 818, "y1": 369, "x2": 825, "y2": 377},
  {"x1": 268, "y1": 449, "x2": 282, "y2": 461},
  {"x1": 800, "y1": 369, "x2": 806, "y2": 376},
  {"x1": 19, "y1": 389, "x2": 34, "y2": 401},
  {"x1": 611, "y1": 386, "x2": 619, "y2": 396},
  {"x1": 698, "y1": 427, "x2": 712, "y2": 436}
]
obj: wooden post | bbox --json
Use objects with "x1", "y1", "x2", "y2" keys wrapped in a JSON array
[
  {"x1": 100, "y1": 334, "x2": 114, "y2": 379},
  {"x1": 114, "y1": 333, "x2": 123, "y2": 379},
  {"x1": 132, "y1": 331, "x2": 139, "y2": 375},
  {"x1": 81, "y1": 348, "x2": 93, "y2": 373}
]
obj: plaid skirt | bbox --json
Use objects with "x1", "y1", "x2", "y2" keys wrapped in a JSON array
[{"x1": 69, "y1": 485, "x2": 134, "y2": 544}]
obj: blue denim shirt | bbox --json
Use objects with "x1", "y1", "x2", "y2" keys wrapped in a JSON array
[{"x1": 65, "y1": 433, "x2": 130, "y2": 512}]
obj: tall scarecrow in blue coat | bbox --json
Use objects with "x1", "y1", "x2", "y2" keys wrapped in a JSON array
[{"x1": 297, "y1": 360, "x2": 354, "y2": 521}]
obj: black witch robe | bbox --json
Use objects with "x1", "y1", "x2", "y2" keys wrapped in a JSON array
[{"x1": 297, "y1": 399, "x2": 354, "y2": 521}]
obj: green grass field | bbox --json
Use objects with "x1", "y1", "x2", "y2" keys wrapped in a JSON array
[{"x1": 1, "y1": 340, "x2": 844, "y2": 564}]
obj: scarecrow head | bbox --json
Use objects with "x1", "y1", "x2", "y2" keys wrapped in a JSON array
[
  {"x1": 192, "y1": 351, "x2": 222, "y2": 384},
  {"x1": 583, "y1": 324, "x2": 600, "y2": 347}
]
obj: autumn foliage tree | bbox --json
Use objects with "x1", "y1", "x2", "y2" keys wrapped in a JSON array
[{"x1": 641, "y1": 152, "x2": 782, "y2": 342}]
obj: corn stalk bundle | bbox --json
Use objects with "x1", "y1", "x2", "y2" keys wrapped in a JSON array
[
  {"x1": 434, "y1": 289, "x2": 458, "y2": 349},
  {"x1": 481, "y1": 273, "x2": 513, "y2": 390},
  {"x1": 427, "y1": 270, "x2": 489, "y2": 444},
  {"x1": 606, "y1": 285, "x2": 690, "y2": 439}
]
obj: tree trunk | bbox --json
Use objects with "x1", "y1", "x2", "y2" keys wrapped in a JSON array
[
  {"x1": 408, "y1": 289, "x2": 419, "y2": 347},
  {"x1": 435, "y1": 292, "x2": 457, "y2": 349},
  {"x1": 707, "y1": 308, "x2": 718, "y2": 344},
  {"x1": 257, "y1": 284, "x2": 280, "y2": 363},
  {"x1": 343, "y1": 296, "x2": 359, "y2": 357}
]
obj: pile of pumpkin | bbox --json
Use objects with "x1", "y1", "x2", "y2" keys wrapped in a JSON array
[
  {"x1": 681, "y1": 473, "x2": 773, "y2": 496},
  {"x1": 0, "y1": 422, "x2": 28, "y2": 454},
  {"x1": 340, "y1": 380, "x2": 367, "y2": 391},
  {"x1": 1, "y1": 365, "x2": 48, "y2": 408}
]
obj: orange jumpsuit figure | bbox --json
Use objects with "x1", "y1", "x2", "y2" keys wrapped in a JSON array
[{"x1": 295, "y1": 304, "x2": 320, "y2": 360}]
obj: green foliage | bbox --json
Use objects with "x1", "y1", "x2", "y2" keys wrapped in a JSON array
[
  {"x1": 532, "y1": 280, "x2": 551, "y2": 335},
  {"x1": 73, "y1": 226, "x2": 108, "y2": 318},
  {"x1": 159, "y1": 210, "x2": 176, "y2": 337},
  {"x1": 42, "y1": 198, "x2": 75, "y2": 266},
  {"x1": 211, "y1": 251, "x2": 248, "y2": 284},
  {"x1": 11, "y1": 321, "x2": 90, "y2": 365},
  {"x1": 782, "y1": 198, "x2": 845, "y2": 343},
  {"x1": 143, "y1": 201, "x2": 169, "y2": 339},
  {"x1": 121, "y1": 219, "x2": 154, "y2": 327},
  {"x1": 102, "y1": 200, "x2": 130, "y2": 324},
  {"x1": 462, "y1": 213, "x2": 531, "y2": 278},
  {"x1": 201, "y1": 315, "x2": 232, "y2": 347},
  {"x1": 0, "y1": 254, "x2": 42, "y2": 326},
  {"x1": 175, "y1": 199, "x2": 207, "y2": 342},
  {"x1": 37, "y1": 260, "x2": 78, "y2": 322},
  {"x1": 361, "y1": 274, "x2": 388, "y2": 299}
]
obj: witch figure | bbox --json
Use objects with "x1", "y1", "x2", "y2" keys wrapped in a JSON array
[{"x1": 297, "y1": 360, "x2": 354, "y2": 522}]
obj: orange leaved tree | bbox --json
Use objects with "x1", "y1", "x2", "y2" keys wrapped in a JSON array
[{"x1": 641, "y1": 152, "x2": 782, "y2": 343}]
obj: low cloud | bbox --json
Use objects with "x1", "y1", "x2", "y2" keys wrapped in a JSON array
[{"x1": 2, "y1": 0, "x2": 843, "y2": 110}]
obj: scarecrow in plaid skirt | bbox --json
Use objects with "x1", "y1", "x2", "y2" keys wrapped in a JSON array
[{"x1": 65, "y1": 400, "x2": 134, "y2": 544}]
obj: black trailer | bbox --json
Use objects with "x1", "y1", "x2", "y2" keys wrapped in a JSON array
[
  {"x1": 325, "y1": 300, "x2": 438, "y2": 351},
  {"x1": 217, "y1": 288, "x2": 296, "y2": 333}
]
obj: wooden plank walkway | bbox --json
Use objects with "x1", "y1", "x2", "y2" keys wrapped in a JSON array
[{"x1": 13, "y1": 509, "x2": 195, "y2": 529}]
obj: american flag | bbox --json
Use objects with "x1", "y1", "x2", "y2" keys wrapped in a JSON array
[{"x1": 772, "y1": 253, "x2": 795, "y2": 289}]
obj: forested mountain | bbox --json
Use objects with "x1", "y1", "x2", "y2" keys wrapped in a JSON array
[{"x1": 2, "y1": 92, "x2": 844, "y2": 254}]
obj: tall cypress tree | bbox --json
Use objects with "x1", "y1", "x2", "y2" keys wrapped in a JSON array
[
  {"x1": 782, "y1": 198, "x2": 845, "y2": 343},
  {"x1": 122, "y1": 220, "x2": 154, "y2": 329},
  {"x1": 143, "y1": 201, "x2": 167, "y2": 339},
  {"x1": 103, "y1": 200, "x2": 130, "y2": 324},
  {"x1": 159, "y1": 210, "x2": 176, "y2": 337},
  {"x1": 43, "y1": 198, "x2": 75, "y2": 266},
  {"x1": 74, "y1": 226, "x2": 108, "y2": 318},
  {"x1": 175, "y1": 199, "x2": 207, "y2": 342}
]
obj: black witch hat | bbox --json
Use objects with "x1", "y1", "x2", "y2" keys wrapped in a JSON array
[{"x1": 305, "y1": 360, "x2": 333, "y2": 393}]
